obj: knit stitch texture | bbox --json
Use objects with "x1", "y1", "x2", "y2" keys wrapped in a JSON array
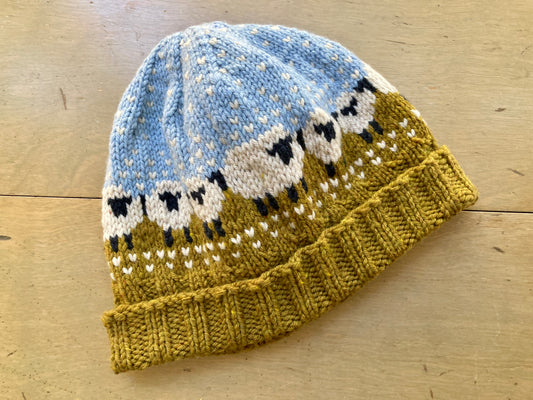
[{"x1": 101, "y1": 21, "x2": 478, "y2": 373}]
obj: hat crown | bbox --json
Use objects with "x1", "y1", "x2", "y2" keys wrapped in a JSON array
[{"x1": 104, "y1": 22, "x2": 367, "y2": 196}]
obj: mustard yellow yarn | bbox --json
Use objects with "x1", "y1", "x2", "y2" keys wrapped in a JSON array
[{"x1": 102, "y1": 90, "x2": 478, "y2": 373}]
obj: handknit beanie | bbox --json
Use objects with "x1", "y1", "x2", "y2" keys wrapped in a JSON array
[{"x1": 101, "y1": 21, "x2": 478, "y2": 373}]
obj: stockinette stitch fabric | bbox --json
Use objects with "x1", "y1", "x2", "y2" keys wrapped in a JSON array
[{"x1": 101, "y1": 21, "x2": 478, "y2": 373}]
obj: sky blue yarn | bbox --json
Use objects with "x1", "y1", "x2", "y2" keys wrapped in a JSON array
[{"x1": 104, "y1": 21, "x2": 368, "y2": 198}]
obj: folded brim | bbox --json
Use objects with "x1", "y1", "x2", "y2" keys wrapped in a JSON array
[{"x1": 102, "y1": 145, "x2": 478, "y2": 373}]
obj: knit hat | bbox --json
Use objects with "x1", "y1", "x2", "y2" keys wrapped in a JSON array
[{"x1": 101, "y1": 21, "x2": 478, "y2": 373}]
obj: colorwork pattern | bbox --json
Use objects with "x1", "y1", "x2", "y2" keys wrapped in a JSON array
[{"x1": 101, "y1": 22, "x2": 478, "y2": 373}]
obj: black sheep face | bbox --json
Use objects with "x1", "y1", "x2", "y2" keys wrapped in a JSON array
[
  {"x1": 300, "y1": 108, "x2": 343, "y2": 167},
  {"x1": 222, "y1": 123, "x2": 305, "y2": 201},
  {"x1": 333, "y1": 77, "x2": 378, "y2": 139},
  {"x1": 184, "y1": 177, "x2": 226, "y2": 240},
  {"x1": 102, "y1": 184, "x2": 144, "y2": 249},
  {"x1": 185, "y1": 177, "x2": 225, "y2": 222},
  {"x1": 145, "y1": 180, "x2": 193, "y2": 231}
]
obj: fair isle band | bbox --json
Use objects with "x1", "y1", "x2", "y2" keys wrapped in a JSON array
[{"x1": 102, "y1": 76, "x2": 380, "y2": 252}]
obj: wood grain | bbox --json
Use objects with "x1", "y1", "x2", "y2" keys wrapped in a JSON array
[
  {"x1": 0, "y1": 0, "x2": 532, "y2": 210},
  {"x1": 1, "y1": 0, "x2": 532, "y2": 398},
  {"x1": 1, "y1": 197, "x2": 531, "y2": 399}
]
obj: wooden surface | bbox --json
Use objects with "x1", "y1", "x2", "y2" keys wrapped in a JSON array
[{"x1": 0, "y1": 0, "x2": 531, "y2": 398}]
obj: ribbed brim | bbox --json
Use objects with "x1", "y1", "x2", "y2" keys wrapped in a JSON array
[{"x1": 102, "y1": 145, "x2": 477, "y2": 373}]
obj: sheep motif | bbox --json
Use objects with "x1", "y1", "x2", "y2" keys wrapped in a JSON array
[
  {"x1": 332, "y1": 76, "x2": 383, "y2": 143},
  {"x1": 220, "y1": 123, "x2": 306, "y2": 215},
  {"x1": 102, "y1": 76, "x2": 387, "y2": 250},
  {"x1": 102, "y1": 184, "x2": 144, "y2": 252}
]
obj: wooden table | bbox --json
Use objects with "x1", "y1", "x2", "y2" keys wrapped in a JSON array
[{"x1": 1, "y1": 1, "x2": 532, "y2": 398}]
